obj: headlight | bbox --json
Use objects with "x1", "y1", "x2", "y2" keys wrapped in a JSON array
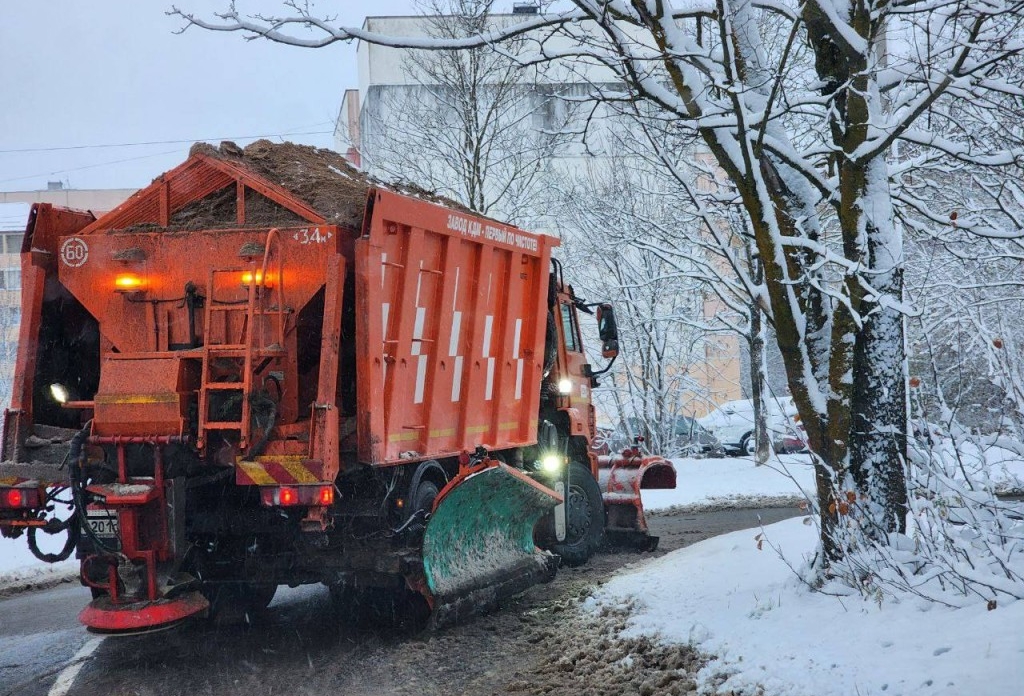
[
  {"x1": 49, "y1": 383, "x2": 69, "y2": 404},
  {"x1": 557, "y1": 379, "x2": 572, "y2": 395},
  {"x1": 541, "y1": 454, "x2": 563, "y2": 472}
]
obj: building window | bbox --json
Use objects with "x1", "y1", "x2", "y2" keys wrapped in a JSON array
[
  {"x1": 0, "y1": 340, "x2": 17, "y2": 361},
  {"x1": 1, "y1": 233, "x2": 24, "y2": 255},
  {"x1": 0, "y1": 306, "x2": 20, "y2": 325},
  {"x1": 0, "y1": 269, "x2": 20, "y2": 291}
]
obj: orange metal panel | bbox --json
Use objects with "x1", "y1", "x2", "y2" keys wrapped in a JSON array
[
  {"x1": 92, "y1": 356, "x2": 195, "y2": 436},
  {"x1": 56, "y1": 226, "x2": 346, "y2": 355},
  {"x1": 8, "y1": 204, "x2": 96, "y2": 418},
  {"x1": 355, "y1": 189, "x2": 558, "y2": 466}
]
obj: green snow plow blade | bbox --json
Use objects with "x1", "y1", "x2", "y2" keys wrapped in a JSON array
[{"x1": 423, "y1": 462, "x2": 561, "y2": 626}]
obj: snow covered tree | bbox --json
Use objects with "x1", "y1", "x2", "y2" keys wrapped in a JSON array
[
  {"x1": 173, "y1": 1, "x2": 1024, "y2": 562},
  {"x1": 558, "y1": 163, "x2": 725, "y2": 457},
  {"x1": 355, "y1": 0, "x2": 575, "y2": 225}
]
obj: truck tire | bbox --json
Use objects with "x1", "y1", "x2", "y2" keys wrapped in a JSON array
[
  {"x1": 411, "y1": 479, "x2": 439, "y2": 516},
  {"x1": 538, "y1": 461, "x2": 605, "y2": 567},
  {"x1": 203, "y1": 582, "x2": 277, "y2": 624}
]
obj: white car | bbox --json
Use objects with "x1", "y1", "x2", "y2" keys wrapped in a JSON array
[{"x1": 698, "y1": 397, "x2": 807, "y2": 455}]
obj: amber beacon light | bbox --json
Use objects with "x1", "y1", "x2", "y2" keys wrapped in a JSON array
[{"x1": 114, "y1": 272, "x2": 146, "y2": 293}]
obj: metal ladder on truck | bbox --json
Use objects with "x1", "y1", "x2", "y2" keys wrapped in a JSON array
[{"x1": 197, "y1": 229, "x2": 286, "y2": 452}]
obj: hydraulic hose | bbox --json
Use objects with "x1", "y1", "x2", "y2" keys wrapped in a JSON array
[
  {"x1": 68, "y1": 421, "x2": 117, "y2": 555},
  {"x1": 26, "y1": 424, "x2": 92, "y2": 563},
  {"x1": 27, "y1": 493, "x2": 79, "y2": 563}
]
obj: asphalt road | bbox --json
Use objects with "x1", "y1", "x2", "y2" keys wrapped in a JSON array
[{"x1": 0, "y1": 506, "x2": 801, "y2": 696}]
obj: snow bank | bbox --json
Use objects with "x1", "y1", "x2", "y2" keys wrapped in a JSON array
[
  {"x1": 641, "y1": 454, "x2": 815, "y2": 511},
  {"x1": 594, "y1": 517, "x2": 1024, "y2": 696},
  {"x1": 0, "y1": 540, "x2": 77, "y2": 595}
]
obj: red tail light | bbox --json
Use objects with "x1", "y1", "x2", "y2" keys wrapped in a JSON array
[
  {"x1": 6, "y1": 489, "x2": 24, "y2": 508},
  {"x1": 258, "y1": 485, "x2": 333, "y2": 507},
  {"x1": 279, "y1": 487, "x2": 298, "y2": 506},
  {"x1": 318, "y1": 485, "x2": 334, "y2": 505},
  {"x1": 1, "y1": 487, "x2": 41, "y2": 509}
]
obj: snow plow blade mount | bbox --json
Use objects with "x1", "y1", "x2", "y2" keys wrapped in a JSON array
[{"x1": 423, "y1": 462, "x2": 560, "y2": 626}]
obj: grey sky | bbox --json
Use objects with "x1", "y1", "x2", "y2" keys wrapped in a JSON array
[{"x1": 0, "y1": 1, "x2": 418, "y2": 192}]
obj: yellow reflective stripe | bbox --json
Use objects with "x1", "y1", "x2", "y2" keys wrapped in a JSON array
[
  {"x1": 236, "y1": 460, "x2": 276, "y2": 486},
  {"x1": 429, "y1": 428, "x2": 456, "y2": 438},
  {"x1": 95, "y1": 393, "x2": 178, "y2": 405},
  {"x1": 498, "y1": 421, "x2": 518, "y2": 431},
  {"x1": 276, "y1": 457, "x2": 319, "y2": 484},
  {"x1": 465, "y1": 425, "x2": 488, "y2": 434},
  {"x1": 388, "y1": 432, "x2": 419, "y2": 443}
]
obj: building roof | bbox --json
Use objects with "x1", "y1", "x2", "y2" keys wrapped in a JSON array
[{"x1": 0, "y1": 202, "x2": 31, "y2": 233}]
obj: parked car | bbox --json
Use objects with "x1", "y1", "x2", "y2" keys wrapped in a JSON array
[
  {"x1": 673, "y1": 416, "x2": 725, "y2": 457},
  {"x1": 608, "y1": 416, "x2": 724, "y2": 457},
  {"x1": 698, "y1": 397, "x2": 807, "y2": 455}
]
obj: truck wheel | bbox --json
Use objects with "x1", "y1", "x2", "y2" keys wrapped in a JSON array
[
  {"x1": 540, "y1": 461, "x2": 604, "y2": 567},
  {"x1": 245, "y1": 583, "x2": 278, "y2": 611},
  {"x1": 203, "y1": 582, "x2": 277, "y2": 624},
  {"x1": 411, "y1": 479, "x2": 439, "y2": 516}
]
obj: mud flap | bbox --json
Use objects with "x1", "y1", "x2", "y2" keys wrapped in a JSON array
[{"x1": 423, "y1": 462, "x2": 561, "y2": 626}]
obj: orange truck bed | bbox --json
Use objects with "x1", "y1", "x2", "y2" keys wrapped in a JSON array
[{"x1": 355, "y1": 189, "x2": 557, "y2": 465}]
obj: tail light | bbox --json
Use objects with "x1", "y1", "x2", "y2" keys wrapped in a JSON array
[
  {"x1": 241, "y1": 270, "x2": 264, "y2": 286},
  {"x1": 259, "y1": 485, "x2": 335, "y2": 507},
  {"x1": 1, "y1": 487, "x2": 41, "y2": 509},
  {"x1": 317, "y1": 485, "x2": 334, "y2": 505}
]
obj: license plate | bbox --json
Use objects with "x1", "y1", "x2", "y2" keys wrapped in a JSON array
[{"x1": 86, "y1": 509, "x2": 120, "y2": 538}]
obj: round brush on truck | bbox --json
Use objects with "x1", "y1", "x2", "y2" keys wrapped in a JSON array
[{"x1": 0, "y1": 141, "x2": 675, "y2": 634}]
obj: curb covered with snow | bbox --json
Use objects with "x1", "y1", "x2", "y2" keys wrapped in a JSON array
[
  {"x1": 1, "y1": 532, "x2": 80, "y2": 598},
  {"x1": 0, "y1": 560, "x2": 79, "y2": 598}
]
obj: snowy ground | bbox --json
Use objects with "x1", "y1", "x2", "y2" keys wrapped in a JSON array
[
  {"x1": 642, "y1": 453, "x2": 816, "y2": 512},
  {"x1": 1, "y1": 499, "x2": 79, "y2": 593},
  {"x1": 592, "y1": 517, "x2": 1024, "y2": 696},
  {"x1": 601, "y1": 448, "x2": 1024, "y2": 696},
  {"x1": 0, "y1": 536, "x2": 77, "y2": 595}
]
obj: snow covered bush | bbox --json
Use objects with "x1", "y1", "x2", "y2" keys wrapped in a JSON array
[{"x1": 805, "y1": 434, "x2": 1024, "y2": 607}]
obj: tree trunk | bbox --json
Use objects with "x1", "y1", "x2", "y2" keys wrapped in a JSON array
[
  {"x1": 850, "y1": 298, "x2": 909, "y2": 536},
  {"x1": 749, "y1": 253, "x2": 770, "y2": 465}
]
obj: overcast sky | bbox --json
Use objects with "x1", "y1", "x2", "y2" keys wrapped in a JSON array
[{"x1": 0, "y1": 1, "x2": 422, "y2": 192}]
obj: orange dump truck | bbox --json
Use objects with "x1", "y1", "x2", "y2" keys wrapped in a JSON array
[{"x1": 0, "y1": 142, "x2": 674, "y2": 632}]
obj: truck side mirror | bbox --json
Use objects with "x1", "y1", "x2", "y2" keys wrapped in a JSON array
[{"x1": 596, "y1": 303, "x2": 619, "y2": 359}]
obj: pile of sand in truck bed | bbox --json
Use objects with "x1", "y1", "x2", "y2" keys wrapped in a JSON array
[{"x1": 176, "y1": 140, "x2": 472, "y2": 230}]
